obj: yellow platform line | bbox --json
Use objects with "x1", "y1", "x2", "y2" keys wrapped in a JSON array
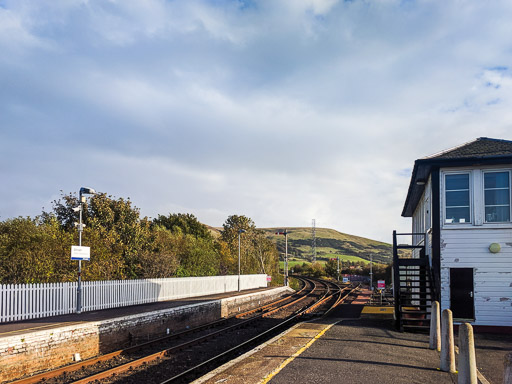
[
  {"x1": 361, "y1": 306, "x2": 394, "y2": 314},
  {"x1": 260, "y1": 321, "x2": 339, "y2": 384}
]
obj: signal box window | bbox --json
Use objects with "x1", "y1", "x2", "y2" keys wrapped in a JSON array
[
  {"x1": 484, "y1": 171, "x2": 510, "y2": 223},
  {"x1": 445, "y1": 174, "x2": 470, "y2": 224}
]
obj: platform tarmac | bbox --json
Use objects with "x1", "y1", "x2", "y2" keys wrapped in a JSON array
[
  {"x1": 195, "y1": 303, "x2": 512, "y2": 384},
  {"x1": 0, "y1": 286, "x2": 275, "y2": 338}
]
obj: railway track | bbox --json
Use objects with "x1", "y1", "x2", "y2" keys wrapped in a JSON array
[{"x1": 11, "y1": 277, "x2": 358, "y2": 384}]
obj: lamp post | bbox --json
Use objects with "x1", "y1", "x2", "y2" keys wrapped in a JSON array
[
  {"x1": 238, "y1": 229, "x2": 246, "y2": 292},
  {"x1": 369, "y1": 254, "x2": 373, "y2": 291},
  {"x1": 75, "y1": 187, "x2": 96, "y2": 313},
  {"x1": 276, "y1": 230, "x2": 289, "y2": 286}
]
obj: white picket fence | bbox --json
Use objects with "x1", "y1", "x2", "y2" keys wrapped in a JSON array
[{"x1": 0, "y1": 274, "x2": 267, "y2": 323}]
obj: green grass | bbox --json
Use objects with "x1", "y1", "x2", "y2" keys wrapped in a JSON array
[
  {"x1": 264, "y1": 227, "x2": 392, "y2": 265},
  {"x1": 205, "y1": 224, "x2": 392, "y2": 265},
  {"x1": 279, "y1": 260, "x2": 323, "y2": 268},
  {"x1": 317, "y1": 254, "x2": 371, "y2": 264},
  {"x1": 279, "y1": 257, "x2": 385, "y2": 270},
  {"x1": 283, "y1": 254, "x2": 369, "y2": 265},
  {"x1": 262, "y1": 227, "x2": 390, "y2": 247}
]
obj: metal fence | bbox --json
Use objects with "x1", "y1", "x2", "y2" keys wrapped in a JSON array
[{"x1": 0, "y1": 274, "x2": 267, "y2": 323}]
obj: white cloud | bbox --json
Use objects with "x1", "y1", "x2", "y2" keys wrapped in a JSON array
[
  {"x1": 2, "y1": 0, "x2": 512, "y2": 242},
  {"x1": 0, "y1": 7, "x2": 52, "y2": 55}
]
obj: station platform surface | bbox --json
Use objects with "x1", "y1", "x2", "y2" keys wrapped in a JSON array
[
  {"x1": 0, "y1": 286, "x2": 275, "y2": 338},
  {"x1": 196, "y1": 304, "x2": 512, "y2": 384}
]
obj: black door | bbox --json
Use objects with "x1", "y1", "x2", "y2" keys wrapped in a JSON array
[{"x1": 450, "y1": 268, "x2": 474, "y2": 319}]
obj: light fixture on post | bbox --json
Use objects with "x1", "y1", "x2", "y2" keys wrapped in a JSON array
[
  {"x1": 369, "y1": 254, "x2": 373, "y2": 291},
  {"x1": 238, "y1": 229, "x2": 246, "y2": 292},
  {"x1": 72, "y1": 186, "x2": 96, "y2": 314},
  {"x1": 337, "y1": 256, "x2": 340, "y2": 282},
  {"x1": 275, "y1": 230, "x2": 289, "y2": 286}
]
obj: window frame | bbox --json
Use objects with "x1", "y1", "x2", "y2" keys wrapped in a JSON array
[
  {"x1": 483, "y1": 169, "x2": 512, "y2": 224},
  {"x1": 440, "y1": 167, "x2": 512, "y2": 230},
  {"x1": 442, "y1": 171, "x2": 473, "y2": 226}
]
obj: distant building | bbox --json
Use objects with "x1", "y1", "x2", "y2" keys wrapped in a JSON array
[{"x1": 394, "y1": 137, "x2": 512, "y2": 331}]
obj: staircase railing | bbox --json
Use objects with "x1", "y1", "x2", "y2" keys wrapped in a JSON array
[{"x1": 393, "y1": 230, "x2": 431, "y2": 331}]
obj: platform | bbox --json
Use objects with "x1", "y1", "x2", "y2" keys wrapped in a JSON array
[
  {"x1": 195, "y1": 304, "x2": 512, "y2": 384},
  {"x1": 0, "y1": 286, "x2": 292, "y2": 383},
  {"x1": 0, "y1": 286, "x2": 276, "y2": 337}
]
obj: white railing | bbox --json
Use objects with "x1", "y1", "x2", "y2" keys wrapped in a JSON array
[{"x1": 0, "y1": 274, "x2": 267, "y2": 323}]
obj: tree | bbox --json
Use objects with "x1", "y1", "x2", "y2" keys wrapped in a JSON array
[
  {"x1": 137, "y1": 227, "x2": 180, "y2": 278},
  {"x1": 49, "y1": 192, "x2": 152, "y2": 279},
  {"x1": 216, "y1": 239, "x2": 236, "y2": 275},
  {"x1": 303, "y1": 262, "x2": 324, "y2": 278},
  {"x1": 0, "y1": 216, "x2": 74, "y2": 284},
  {"x1": 220, "y1": 215, "x2": 256, "y2": 246},
  {"x1": 48, "y1": 191, "x2": 80, "y2": 231},
  {"x1": 153, "y1": 213, "x2": 212, "y2": 240},
  {"x1": 252, "y1": 233, "x2": 275, "y2": 275},
  {"x1": 220, "y1": 215, "x2": 257, "y2": 274},
  {"x1": 324, "y1": 258, "x2": 338, "y2": 279},
  {"x1": 176, "y1": 235, "x2": 220, "y2": 277},
  {"x1": 1, "y1": 191, "x2": 283, "y2": 283},
  {"x1": 220, "y1": 215, "x2": 280, "y2": 281},
  {"x1": 292, "y1": 263, "x2": 305, "y2": 274}
]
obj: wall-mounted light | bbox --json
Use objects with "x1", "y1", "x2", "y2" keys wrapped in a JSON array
[
  {"x1": 489, "y1": 243, "x2": 501, "y2": 253},
  {"x1": 416, "y1": 179, "x2": 426, "y2": 186}
]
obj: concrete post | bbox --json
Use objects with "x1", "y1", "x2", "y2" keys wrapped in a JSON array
[
  {"x1": 458, "y1": 323, "x2": 477, "y2": 384},
  {"x1": 440, "y1": 309, "x2": 456, "y2": 373},
  {"x1": 504, "y1": 352, "x2": 512, "y2": 384},
  {"x1": 429, "y1": 301, "x2": 441, "y2": 351}
]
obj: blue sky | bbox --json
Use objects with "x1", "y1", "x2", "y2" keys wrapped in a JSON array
[{"x1": 1, "y1": 0, "x2": 512, "y2": 243}]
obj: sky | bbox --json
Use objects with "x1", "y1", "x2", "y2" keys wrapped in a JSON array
[{"x1": 1, "y1": 0, "x2": 512, "y2": 243}]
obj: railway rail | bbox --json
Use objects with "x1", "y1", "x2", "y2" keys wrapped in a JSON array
[{"x1": 10, "y1": 277, "x2": 359, "y2": 384}]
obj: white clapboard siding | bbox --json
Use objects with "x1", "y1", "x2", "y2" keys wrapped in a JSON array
[
  {"x1": 440, "y1": 227, "x2": 512, "y2": 326},
  {"x1": 0, "y1": 274, "x2": 267, "y2": 323}
]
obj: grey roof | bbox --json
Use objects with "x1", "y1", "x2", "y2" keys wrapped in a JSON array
[
  {"x1": 423, "y1": 137, "x2": 512, "y2": 160},
  {"x1": 402, "y1": 137, "x2": 512, "y2": 217}
]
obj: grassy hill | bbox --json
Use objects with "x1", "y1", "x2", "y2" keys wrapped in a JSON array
[
  {"x1": 205, "y1": 225, "x2": 222, "y2": 238},
  {"x1": 205, "y1": 225, "x2": 393, "y2": 266},
  {"x1": 262, "y1": 227, "x2": 392, "y2": 265}
]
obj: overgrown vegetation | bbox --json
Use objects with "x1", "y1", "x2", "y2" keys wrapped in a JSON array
[{"x1": 0, "y1": 192, "x2": 280, "y2": 285}]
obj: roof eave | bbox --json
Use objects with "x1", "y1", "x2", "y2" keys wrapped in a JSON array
[
  {"x1": 401, "y1": 155, "x2": 512, "y2": 217},
  {"x1": 402, "y1": 162, "x2": 417, "y2": 217}
]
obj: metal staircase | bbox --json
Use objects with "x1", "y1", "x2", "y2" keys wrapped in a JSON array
[{"x1": 393, "y1": 231, "x2": 437, "y2": 332}]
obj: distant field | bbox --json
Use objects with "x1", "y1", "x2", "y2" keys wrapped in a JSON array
[
  {"x1": 286, "y1": 254, "x2": 370, "y2": 264},
  {"x1": 204, "y1": 225, "x2": 392, "y2": 265},
  {"x1": 264, "y1": 227, "x2": 392, "y2": 265},
  {"x1": 280, "y1": 257, "x2": 385, "y2": 270},
  {"x1": 279, "y1": 260, "x2": 315, "y2": 269}
]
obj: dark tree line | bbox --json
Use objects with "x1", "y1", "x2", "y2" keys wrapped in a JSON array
[{"x1": 0, "y1": 192, "x2": 280, "y2": 285}]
